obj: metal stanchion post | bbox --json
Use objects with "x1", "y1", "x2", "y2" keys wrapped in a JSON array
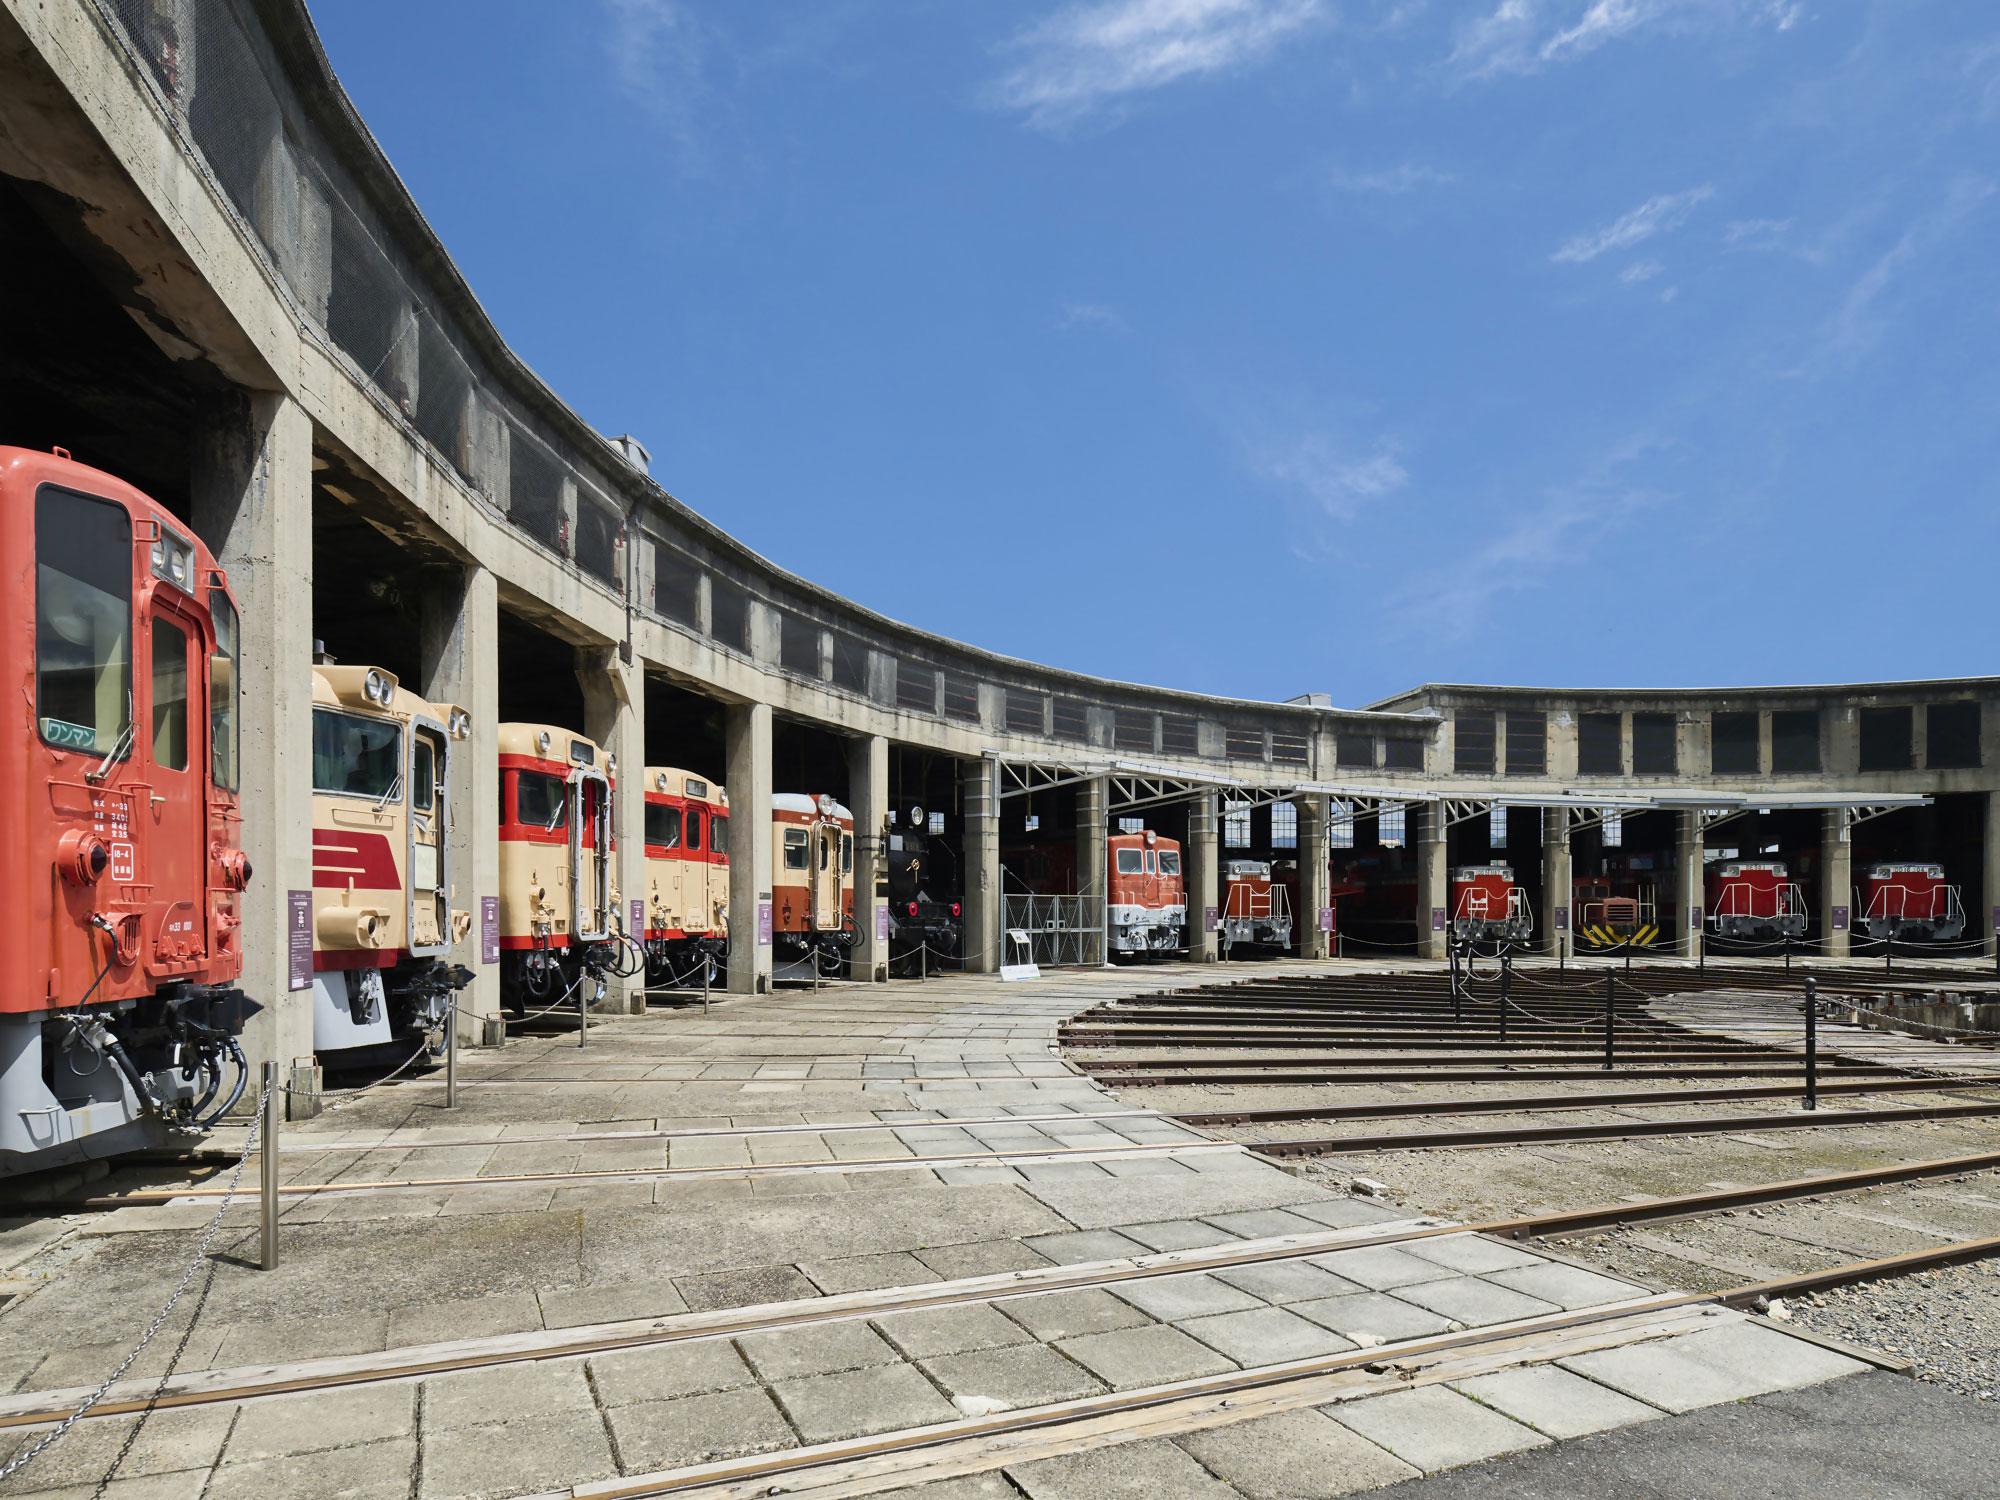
[
  {"x1": 1604, "y1": 967, "x2": 1615, "y2": 1072},
  {"x1": 1808, "y1": 976, "x2": 1824, "y2": 1120},
  {"x1": 920, "y1": 941, "x2": 927, "y2": 984},
  {"x1": 578, "y1": 978, "x2": 588, "y2": 1049},
  {"x1": 260, "y1": 1061, "x2": 280, "y2": 1271},
  {"x1": 445, "y1": 1011, "x2": 457, "y2": 1110},
  {"x1": 1498, "y1": 948, "x2": 1510, "y2": 1047},
  {"x1": 1450, "y1": 940, "x2": 1461, "y2": 1026},
  {"x1": 703, "y1": 954, "x2": 711, "y2": 1015}
]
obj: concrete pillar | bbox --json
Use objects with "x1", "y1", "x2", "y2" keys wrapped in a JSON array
[
  {"x1": 580, "y1": 647, "x2": 645, "y2": 1011},
  {"x1": 1676, "y1": 810, "x2": 1703, "y2": 962},
  {"x1": 1077, "y1": 776, "x2": 1107, "y2": 966},
  {"x1": 1187, "y1": 792, "x2": 1218, "y2": 963},
  {"x1": 1985, "y1": 793, "x2": 2000, "y2": 960},
  {"x1": 726, "y1": 701, "x2": 773, "y2": 994},
  {"x1": 191, "y1": 392, "x2": 314, "y2": 1100},
  {"x1": 848, "y1": 735, "x2": 889, "y2": 982},
  {"x1": 420, "y1": 564, "x2": 500, "y2": 1039},
  {"x1": 1542, "y1": 809, "x2": 1571, "y2": 959},
  {"x1": 962, "y1": 759, "x2": 1001, "y2": 973},
  {"x1": 1416, "y1": 802, "x2": 1448, "y2": 960},
  {"x1": 1822, "y1": 807, "x2": 1852, "y2": 959},
  {"x1": 1299, "y1": 795, "x2": 1330, "y2": 960}
]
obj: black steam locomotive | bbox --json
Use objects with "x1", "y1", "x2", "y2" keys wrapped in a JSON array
[{"x1": 886, "y1": 805, "x2": 962, "y2": 966}]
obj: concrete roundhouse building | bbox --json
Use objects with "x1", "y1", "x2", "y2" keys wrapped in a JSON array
[{"x1": 1, "y1": 0, "x2": 1994, "y2": 1100}]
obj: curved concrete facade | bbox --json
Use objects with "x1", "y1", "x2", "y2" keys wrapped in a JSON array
[{"x1": 1, "y1": 1, "x2": 1993, "y2": 1083}]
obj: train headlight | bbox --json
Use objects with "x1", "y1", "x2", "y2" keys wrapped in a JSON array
[
  {"x1": 606, "y1": 755, "x2": 616, "y2": 777},
  {"x1": 656, "y1": 772, "x2": 669, "y2": 791},
  {"x1": 537, "y1": 731, "x2": 552, "y2": 755},
  {"x1": 363, "y1": 669, "x2": 390, "y2": 704},
  {"x1": 448, "y1": 709, "x2": 471, "y2": 740},
  {"x1": 149, "y1": 529, "x2": 195, "y2": 591}
]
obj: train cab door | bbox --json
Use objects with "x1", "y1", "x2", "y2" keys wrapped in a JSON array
[
  {"x1": 569, "y1": 767, "x2": 612, "y2": 941},
  {"x1": 652, "y1": 797, "x2": 684, "y2": 935},
  {"x1": 142, "y1": 593, "x2": 208, "y2": 972},
  {"x1": 681, "y1": 803, "x2": 703, "y2": 932},
  {"x1": 407, "y1": 717, "x2": 449, "y2": 954},
  {"x1": 810, "y1": 821, "x2": 840, "y2": 932}
]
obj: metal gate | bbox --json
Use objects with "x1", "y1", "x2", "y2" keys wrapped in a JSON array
[{"x1": 1003, "y1": 892, "x2": 1103, "y2": 968}]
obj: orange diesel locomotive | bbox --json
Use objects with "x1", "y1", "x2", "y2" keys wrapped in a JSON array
[
  {"x1": 1108, "y1": 829, "x2": 1185, "y2": 957},
  {"x1": 642, "y1": 766, "x2": 729, "y2": 983},
  {"x1": 1, "y1": 448, "x2": 255, "y2": 1176},
  {"x1": 309, "y1": 661, "x2": 474, "y2": 1064},
  {"x1": 497, "y1": 723, "x2": 632, "y2": 1012},
  {"x1": 1451, "y1": 863, "x2": 1533, "y2": 945},
  {"x1": 772, "y1": 794, "x2": 854, "y2": 974}
]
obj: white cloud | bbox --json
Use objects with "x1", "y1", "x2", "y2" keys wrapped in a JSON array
[
  {"x1": 1812, "y1": 175, "x2": 1995, "y2": 368},
  {"x1": 1619, "y1": 258, "x2": 1664, "y2": 282},
  {"x1": 991, "y1": 0, "x2": 1326, "y2": 130},
  {"x1": 1057, "y1": 301, "x2": 1130, "y2": 332},
  {"x1": 1723, "y1": 216, "x2": 1793, "y2": 248},
  {"x1": 605, "y1": 0, "x2": 711, "y2": 161},
  {"x1": 1249, "y1": 432, "x2": 1409, "y2": 520},
  {"x1": 1450, "y1": 1, "x2": 1803, "y2": 80},
  {"x1": 1553, "y1": 186, "x2": 1712, "y2": 263},
  {"x1": 1327, "y1": 162, "x2": 1457, "y2": 194}
]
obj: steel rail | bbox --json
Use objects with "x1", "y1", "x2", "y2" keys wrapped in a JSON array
[
  {"x1": 1249, "y1": 1099, "x2": 2000, "y2": 1157},
  {"x1": 1080, "y1": 1064, "x2": 1899, "y2": 1085}
]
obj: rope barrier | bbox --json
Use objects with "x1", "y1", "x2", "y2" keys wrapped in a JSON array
[{"x1": 0, "y1": 1078, "x2": 272, "y2": 1485}]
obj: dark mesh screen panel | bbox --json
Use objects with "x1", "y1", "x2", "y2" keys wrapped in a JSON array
[
  {"x1": 1771, "y1": 711, "x2": 1820, "y2": 773},
  {"x1": 1161, "y1": 714, "x2": 1198, "y2": 757},
  {"x1": 1927, "y1": 702, "x2": 1981, "y2": 769},
  {"x1": 1504, "y1": 712, "x2": 1546, "y2": 776},
  {"x1": 779, "y1": 614, "x2": 820, "y2": 676},
  {"x1": 709, "y1": 580, "x2": 750, "y2": 653},
  {"x1": 942, "y1": 672, "x2": 979, "y2": 722},
  {"x1": 1384, "y1": 737, "x2": 1423, "y2": 771},
  {"x1": 1007, "y1": 692, "x2": 1046, "y2": 735},
  {"x1": 897, "y1": 662, "x2": 936, "y2": 714},
  {"x1": 508, "y1": 437, "x2": 566, "y2": 553},
  {"x1": 574, "y1": 492, "x2": 622, "y2": 587},
  {"x1": 1114, "y1": 710, "x2": 1154, "y2": 753},
  {"x1": 829, "y1": 634, "x2": 868, "y2": 695},
  {"x1": 653, "y1": 544, "x2": 699, "y2": 628},
  {"x1": 1632, "y1": 712, "x2": 1676, "y2": 775},
  {"x1": 1454, "y1": 711, "x2": 1495, "y2": 774},
  {"x1": 1711, "y1": 712, "x2": 1758, "y2": 774},
  {"x1": 1578, "y1": 713, "x2": 1622, "y2": 774},
  {"x1": 1337, "y1": 734, "x2": 1375, "y2": 769},
  {"x1": 1272, "y1": 731, "x2": 1309, "y2": 766},
  {"x1": 1859, "y1": 706, "x2": 1913, "y2": 772},
  {"x1": 1226, "y1": 726, "x2": 1265, "y2": 761},
  {"x1": 1053, "y1": 698, "x2": 1088, "y2": 740}
]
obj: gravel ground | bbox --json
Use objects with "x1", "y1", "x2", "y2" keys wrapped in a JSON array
[{"x1": 1781, "y1": 1262, "x2": 2000, "y2": 1400}]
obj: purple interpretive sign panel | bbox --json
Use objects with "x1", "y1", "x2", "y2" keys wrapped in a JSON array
[
  {"x1": 481, "y1": 897, "x2": 499, "y2": 965},
  {"x1": 288, "y1": 890, "x2": 312, "y2": 991}
]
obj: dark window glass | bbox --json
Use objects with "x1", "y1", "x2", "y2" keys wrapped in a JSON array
[
  {"x1": 645, "y1": 803, "x2": 682, "y2": 848},
  {"x1": 708, "y1": 813, "x2": 725, "y2": 852},
  {"x1": 1006, "y1": 691, "x2": 1045, "y2": 735},
  {"x1": 412, "y1": 735, "x2": 435, "y2": 812},
  {"x1": 1161, "y1": 714, "x2": 1198, "y2": 757},
  {"x1": 779, "y1": 613, "x2": 820, "y2": 676},
  {"x1": 516, "y1": 769, "x2": 566, "y2": 828},
  {"x1": 1632, "y1": 712, "x2": 1676, "y2": 775},
  {"x1": 1504, "y1": 712, "x2": 1546, "y2": 776},
  {"x1": 842, "y1": 834, "x2": 852, "y2": 872},
  {"x1": 1927, "y1": 702, "x2": 1981, "y2": 770},
  {"x1": 209, "y1": 589, "x2": 238, "y2": 790},
  {"x1": 653, "y1": 544, "x2": 700, "y2": 628},
  {"x1": 1226, "y1": 726, "x2": 1265, "y2": 761},
  {"x1": 1052, "y1": 698, "x2": 1088, "y2": 740},
  {"x1": 1711, "y1": 711, "x2": 1759, "y2": 775},
  {"x1": 896, "y1": 661, "x2": 936, "y2": 713},
  {"x1": 709, "y1": 579, "x2": 749, "y2": 651},
  {"x1": 1157, "y1": 849, "x2": 1181, "y2": 875},
  {"x1": 686, "y1": 810, "x2": 702, "y2": 850},
  {"x1": 783, "y1": 828, "x2": 808, "y2": 870},
  {"x1": 1271, "y1": 731, "x2": 1309, "y2": 765},
  {"x1": 1454, "y1": 711, "x2": 1496, "y2": 774},
  {"x1": 1383, "y1": 737, "x2": 1423, "y2": 771},
  {"x1": 1337, "y1": 733, "x2": 1375, "y2": 769},
  {"x1": 150, "y1": 616, "x2": 188, "y2": 772},
  {"x1": 1577, "y1": 713, "x2": 1623, "y2": 774},
  {"x1": 1114, "y1": 710, "x2": 1154, "y2": 752},
  {"x1": 829, "y1": 633, "x2": 868, "y2": 694},
  {"x1": 315, "y1": 709, "x2": 401, "y2": 798},
  {"x1": 1771, "y1": 710, "x2": 1821, "y2": 773},
  {"x1": 36, "y1": 486, "x2": 131, "y2": 755},
  {"x1": 1859, "y1": 706, "x2": 1913, "y2": 772},
  {"x1": 942, "y1": 671, "x2": 980, "y2": 722}
]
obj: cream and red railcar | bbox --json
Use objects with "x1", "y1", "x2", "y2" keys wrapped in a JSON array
[
  {"x1": 1451, "y1": 863, "x2": 1533, "y2": 945},
  {"x1": 772, "y1": 794, "x2": 854, "y2": 974},
  {"x1": 1859, "y1": 863, "x2": 1965, "y2": 943},
  {"x1": 1108, "y1": 830, "x2": 1185, "y2": 958},
  {"x1": 1, "y1": 448, "x2": 255, "y2": 1176},
  {"x1": 642, "y1": 766, "x2": 729, "y2": 983},
  {"x1": 1220, "y1": 859, "x2": 1291, "y2": 955},
  {"x1": 1706, "y1": 861, "x2": 1806, "y2": 940},
  {"x1": 498, "y1": 724, "x2": 627, "y2": 1012},
  {"x1": 309, "y1": 663, "x2": 473, "y2": 1063}
]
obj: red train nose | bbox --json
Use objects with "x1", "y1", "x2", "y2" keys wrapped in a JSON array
[{"x1": 57, "y1": 829, "x2": 109, "y2": 886}]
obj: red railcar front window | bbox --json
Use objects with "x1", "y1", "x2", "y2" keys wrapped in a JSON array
[{"x1": 35, "y1": 485, "x2": 132, "y2": 756}]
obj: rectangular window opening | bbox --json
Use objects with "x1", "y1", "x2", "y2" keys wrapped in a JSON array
[
  {"x1": 1270, "y1": 801, "x2": 1298, "y2": 849},
  {"x1": 1578, "y1": 713, "x2": 1623, "y2": 775},
  {"x1": 1504, "y1": 712, "x2": 1546, "y2": 776},
  {"x1": 1632, "y1": 712, "x2": 1676, "y2": 775},
  {"x1": 1711, "y1": 711, "x2": 1759, "y2": 775}
]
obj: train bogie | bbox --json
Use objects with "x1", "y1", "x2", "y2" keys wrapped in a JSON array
[
  {"x1": 772, "y1": 794, "x2": 855, "y2": 975},
  {"x1": 1220, "y1": 859, "x2": 1291, "y2": 954},
  {"x1": 1451, "y1": 863, "x2": 1533, "y2": 945},
  {"x1": 1, "y1": 448, "x2": 255, "y2": 1176},
  {"x1": 309, "y1": 662, "x2": 474, "y2": 1065},
  {"x1": 1108, "y1": 830, "x2": 1185, "y2": 957},
  {"x1": 1860, "y1": 863, "x2": 1965, "y2": 942},
  {"x1": 1706, "y1": 861, "x2": 1806, "y2": 940},
  {"x1": 642, "y1": 766, "x2": 729, "y2": 985}
]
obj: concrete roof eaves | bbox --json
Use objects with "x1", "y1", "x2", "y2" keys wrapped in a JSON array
[
  {"x1": 254, "y1": 0, "x2": 1424, "y2": 732},
  {"x1": 1365, "y1": 676, "x2": 2000, "y2": 711}
]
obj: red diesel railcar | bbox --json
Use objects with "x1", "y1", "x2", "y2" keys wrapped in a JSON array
[
  {"x1": 1451, "y1": 863, "x2": 1533, "y2": 945},
  {"x1": 1859, "y1": 863, "x2": 1965, "y2": 943},
  {"x1": 1706, "y1": 861, "x2": 1806, "y2": 940}
]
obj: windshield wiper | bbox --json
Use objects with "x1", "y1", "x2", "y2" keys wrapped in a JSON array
[
  {"x1": 374, "y1": 772, "x2": 403, "y2": 811},
  {"x1": 86, "y1": 719, "x2": 136, "y2": 785}
]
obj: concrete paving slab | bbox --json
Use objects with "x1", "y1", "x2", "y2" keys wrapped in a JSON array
[
  {"x1": 421, "y1": 1359, "x2": 596, "y2": 1430},
  {"x1": 1664, "y1": 1320, "x2": 1871, "y2": 1392},
  {"x1": 1285, "y1": 1198, "x2": 1410, "y2": 1229},
  {"x1": 1402, "y1": 1235, "x2": 1549, "y2": 1275},
  {"x1": 863, "y1": 1474, "x2": 1022, "y2": 1500},
  {"x1": 207, "y1": 1437, "x2": 416, "y2": 1500},
  {"x1": 603, "y1": 1385, "x2": 797, "y2": 1471},
  {"x1": 587, "y1": 1339, "x2": 759, "y2": 1406},
  {"x1": 801, "y1": 1252, "x2": 942, "y2": 1294},
  {"x1": 999, "y1": 1287, "x2": 1157, "y2": 1341},
  {"x1": 1214, "y1": 1259, "x2": 1366, "y2": 1304},
  {"x1": 1175, "y1": 1407, "x2": 1422, "y2": 1498},
  {"x1": 1307, "y1": 1245, "x2": 1461, "y2": 1291},
  {"x1": 873, "y1": 1303, "x2": 1037, "y2": 1359},
  {"x1": 1484, "y1": 1262, "x2": 1649, "y2": 1311},
  {"x1": 1097, "y1": 1155, "x2": 1197, "y2": 1178},
  {"x1": 1018, "y1": 1171, "x2": 1335, "y2": 1230},
  {"x1": 0, "y1": 1404, "x2": 235, "y2": 1490},
  {"x1": 1108, "y1": 1270, "x2": 1266, "y2": 1321},
  {"x1": 225, "y1": 1382, "x2": 416, "y2": 1463},
  {"x1": 736, "y1": 1319, "x2": 903, "y2": 1380},
  {"x1": 652, "y1": 1177, "x2": 755, "y2": 1207},
  {"x1": 1016, "y1": 1162, "x2": 1111, "y2": 1183},
  {"x1": 1558, "y1": 1338, "x2": 1782, "y2": 1414},
  {"x1": 1181, "y1": 1304, "x2": 1358, "y2": 1363},
  {"x1": 1008, "y1": 1435, "x2": 1243, "y2": 1499},
  {"x1": 935, "y1": 1166, "x2": 1026, "y2": 1186},
  {"x1": 210, "y1": 1311, "x2": 391, "y2": 1366},
  {"x1": 1291, "y1": 1290, "x2": 1458, "y2": 1343},
  {"x1": 913, "y1": 1239, "x2": 1052, "y2": 1280},
  {"x1": 674, "y1": 1265, "x2": 821, "y2": 1311},
  {"x1": 771, "y1": 1362, "x2": 960, "y2": 1443},
  {"x1": 385, "y1": 1292, "x2": 543, "y2": 1347},
  {"x1": 1203, "y1": 1208, "x2": 1336, "y2": 1239},
  {"x1": 1328, "y1": 1384, "x2": 1550, "y2": 1471},
  {"x1": 1391, "y1": 1275, "x2": 1562, "y2": 1328},
  {"x1": 1019, "y1": 1229, "x2": 1151, "y2": 1265},
  {"x1": 538, "y1": 1277, "x2": 690, "y2": 1328},
  {"x1": 920, "y1": 1343, "x2": 1106, "y2": 1407},
  {"x1": 437, "y1": 1186, "x2": 558, "y2": 1216},
  {"x1": 1112, "y1": 1219, "x2": 1245, "y2": 1252},
  {"x1": 1054, "y1": 1323, "x2": 1239, "y2": 1389},
  {"x1": 418, "y1": 1409, "x2": 617, "y2": 1499},
  {"x1": 1450, "y1": 1364, "x2": 1665, "y2": 1440}
]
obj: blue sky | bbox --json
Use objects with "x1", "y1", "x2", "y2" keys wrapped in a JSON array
[{"x1": 315, "y1": 1, "x2": 2000, "y2": 707}]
